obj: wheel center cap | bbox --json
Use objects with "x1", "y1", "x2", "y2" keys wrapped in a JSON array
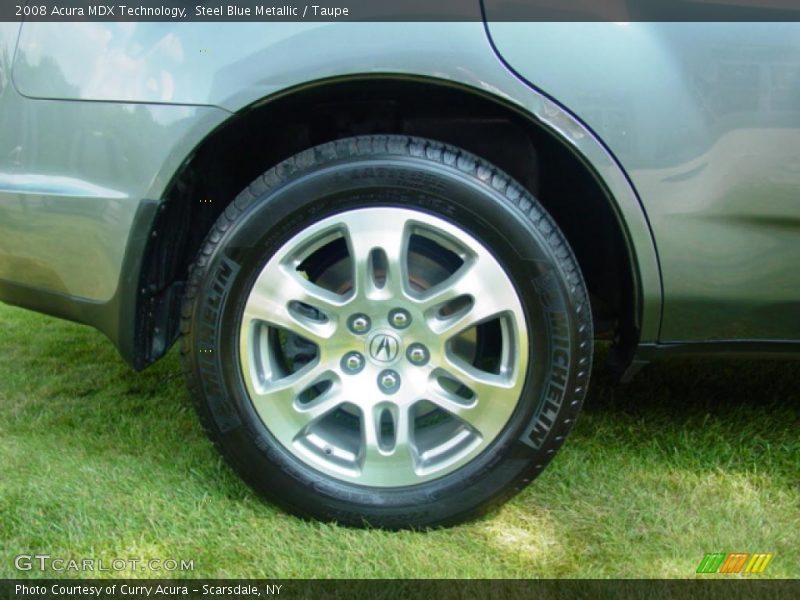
[{"x1": 366, "y1": 330, "x2": 402, "y2": 364}]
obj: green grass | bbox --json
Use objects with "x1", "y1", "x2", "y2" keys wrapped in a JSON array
[{"x1": 1, "y1": 302, "x2": 798, "y2": 579}]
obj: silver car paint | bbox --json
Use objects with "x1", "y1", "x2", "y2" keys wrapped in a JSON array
[
  {"x1": 1, "y1": 22, "x2": 660, "y2": 343},
  {"x1": 6, "y1": 20, "x2": 795, "y2": 346},
  {"x1": 487, "y1": 22, "x2": 800, "y2": 341},
  {"x1": 0, "y1": 23, "x2": 229, "y2": 301}
]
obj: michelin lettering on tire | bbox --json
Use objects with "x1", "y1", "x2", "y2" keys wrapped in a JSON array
[{"x1": 195, "y1": 255, "x2": 241, "y2": 433}]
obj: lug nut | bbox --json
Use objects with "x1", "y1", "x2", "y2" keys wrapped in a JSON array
[
  {"x1": 348, "y1": 313, "x2": 371, "y2": 335},
  {"x1": 377, "y1": 369, "x2": 401, "y2": 394},
  {"x1": 341, "y1": 351, "x2": 365, "y2": 374},
  {"x1": 406, "y1": 343, "x2": 430, "y2": 366},
  {"x1": 388, "y1": 308, "x2": 411, "y2": 329}
]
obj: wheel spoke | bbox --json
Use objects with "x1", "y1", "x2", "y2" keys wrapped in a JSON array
[
  {"x1": 426, "y1": 386, "x2": 485, "y2": 432},
  {"x1": 428, "y1": 365, "x2": 516, "y2": 435},
  {"x1": 439, "y1": 293, "x2": 509, "y2": 338},
  {"x1": 418, "y1": 255, "x2": 514, "y2": 338},
  {"x1": 344, "y1": 216, "x2": 410, "y2": 300},
  {"x1": 251, "y1": 362, "x2": 341, "y2": 433},
  {"x1": 359, "y1": 404, "x2": 419, "y2": 482},
  {"x1": 292, "y1": 388, "x2": 346, "y2": 432},
  {"x1": 442, "y1": 359, "x2": 515, "y2": 403},
  {"x1": 251, "y1": 360, "x2": 327, "y2": 407},
  {"x1": 243, "y1": 270, "x2": 345, "y2": 345}
]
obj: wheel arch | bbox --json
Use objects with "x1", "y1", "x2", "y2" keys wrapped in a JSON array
[{"x1": 126, "y1": 75, "x2": 660, "y2": 373}]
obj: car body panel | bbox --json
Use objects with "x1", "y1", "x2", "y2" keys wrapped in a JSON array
[
  {"x1": 1, "y1": 13, "x2": 231, "y2": 308},
  {"x1": 0, "y1": 95, "x2": 229, "y2": 302},
  {"x1": 485, "y1": 21, "x2": 800, "y2": 341},
  {"x1": 17, "y1": 19, "x2": 798, "y2": 356},
  {"x1": 1, "y1": 21, "x2": 662, "y2": 357}
]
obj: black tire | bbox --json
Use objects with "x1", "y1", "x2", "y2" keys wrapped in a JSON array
[{"x1": 181, "y1": 135, "x2": 592, "y2": 529}]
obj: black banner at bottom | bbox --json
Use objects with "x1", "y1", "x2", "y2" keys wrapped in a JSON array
[{"x1": 1, "y1": 579, "x2": 799, "y2": 600}]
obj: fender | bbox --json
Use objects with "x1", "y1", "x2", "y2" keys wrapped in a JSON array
[{"x1": 5, "y1": 21, "x2": 661, "y2": 357}]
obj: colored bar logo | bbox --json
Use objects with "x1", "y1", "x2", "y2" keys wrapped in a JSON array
[{"x1": 696, "y1": 552, "x2": 773, "y2": 574}]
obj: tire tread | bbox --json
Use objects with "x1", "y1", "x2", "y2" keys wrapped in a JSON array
[{"x1": 180, "y1": 135, "x2": 593, "y2": 528}]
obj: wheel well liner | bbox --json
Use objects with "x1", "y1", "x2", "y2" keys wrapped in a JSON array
[{"x1": 133, "y1": 76, "x2": 639, "y2": 370}]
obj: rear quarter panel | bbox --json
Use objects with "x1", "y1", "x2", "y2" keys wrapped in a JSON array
[
  {"x1": 486, "y1": 22, "x2": 800, "y2": 341},
  {"x1": 4, "y1": 22, "x2": 662, "y2": 346}
]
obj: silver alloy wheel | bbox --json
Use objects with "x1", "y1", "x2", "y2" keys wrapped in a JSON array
[{"x1": 239, "y1": 207, "x2": 529, "y2": 487}]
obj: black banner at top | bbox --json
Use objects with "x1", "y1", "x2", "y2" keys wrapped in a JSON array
[{"x1": 4, "y1": 0, "x2": 800, "y2": 22}]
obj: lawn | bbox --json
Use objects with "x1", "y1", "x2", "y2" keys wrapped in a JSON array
[{"x1": 0, "y1": 302, "x2": 798, "y2": 579}]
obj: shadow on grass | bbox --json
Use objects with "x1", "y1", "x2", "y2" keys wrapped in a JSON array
[
  {"x1": 2, "y1": 305, "x2": 799, "y2": 577},
  {"x1": 589, "y1": 347, "x2": 800, "y2": 413},
  {"x1": 3, "y1": 308, "x2": 798, "y2": 492}
]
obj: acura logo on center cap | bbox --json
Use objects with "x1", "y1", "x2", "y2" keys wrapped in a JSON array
[{"x1": 368, "y1": 332, "x2": 400, "y2": 363}]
